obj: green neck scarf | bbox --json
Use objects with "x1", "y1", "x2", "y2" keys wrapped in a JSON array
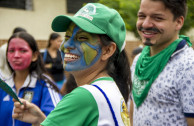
[{"x1": 132, "y1": 35, "x2": 192, "y2": 108}]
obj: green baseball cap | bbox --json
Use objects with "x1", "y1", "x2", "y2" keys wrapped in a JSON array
[{"x1": 52, "y1": 3, "x2": 126, "y2": 52}]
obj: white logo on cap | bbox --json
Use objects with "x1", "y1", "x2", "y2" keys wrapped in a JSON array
[{"x1": 75, "y1": 3, "x2": 96, "y2": 21}]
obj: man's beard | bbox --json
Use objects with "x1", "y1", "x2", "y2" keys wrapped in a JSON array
[
  {"x1": 138, "y1": 27, "x2": 163, "y2": 46},
  {"x1": 144, "y1": 38, "x2": 153, "y2": 46}
]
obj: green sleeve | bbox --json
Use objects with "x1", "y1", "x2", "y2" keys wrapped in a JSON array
[{"x1": 41, "y1": 87, "x2": 99, "y2": 126}]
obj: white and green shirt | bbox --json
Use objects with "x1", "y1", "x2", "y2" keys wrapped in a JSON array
[{"x1": 41, "y1": 77, "x2": 130, "y2": 126}]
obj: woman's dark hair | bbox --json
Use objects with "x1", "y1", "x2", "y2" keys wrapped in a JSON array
[
  {"x1": 47, "y1": 32, "x2": 60, "y2": 48},
  {"x1": 61, "y1": 74, "x2": 77, "y2": 95},
  {"x1": 99, "y1": 34, "x2": 132, "y2": 103},
  {"x1": 151, "y1": 0, "x2": 187, "y2": 20},
  {"x1": 6, "y1": 32, "x2": 60, "y2": 93},
  {"x1": 12, "y1": 27, "x2": 27, "y2": 34}
]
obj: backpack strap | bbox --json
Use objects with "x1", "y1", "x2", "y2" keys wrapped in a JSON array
[
  {"x1": 92, "y1": 84, "x2": 119, "y2": 126},
  {"x1": 43, "y1": 49, "x2": 47, "y2": 62}
]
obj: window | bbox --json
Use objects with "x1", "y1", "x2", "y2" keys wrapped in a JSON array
[
  {"x1": 0, "y1": 0, "x2": 33, "y2": 10},
  {"x1": 67, "y1": 0, "x2": 95, "y2": 14}
]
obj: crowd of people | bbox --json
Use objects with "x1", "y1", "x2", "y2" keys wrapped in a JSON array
[{"x1": 0, "y1": 0, "x2": 193, "y2": 126}]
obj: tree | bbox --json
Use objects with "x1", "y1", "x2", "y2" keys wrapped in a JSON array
[
  {"x1": 97, "y1": 0, "x2": 194, "y2": 39},
  {"x1": 184, "y1": 0, "x2": 194, "y2": 36}
]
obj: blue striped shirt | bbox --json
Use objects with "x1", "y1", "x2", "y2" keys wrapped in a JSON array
[{"x1": 0, "y1": 72, "x2": 62, "y2": 126}]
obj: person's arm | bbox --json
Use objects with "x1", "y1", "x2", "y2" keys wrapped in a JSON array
[
  {"x1": 44, "y1": 63, "x2": 52, "y2": 69},
  {"x1": 41, "y1": 87, "x2": 98, "y2": 126},
  {"x1": 60, "y1": 82, "x2": 67, "y2": 95},
  {"x1": 12, "y1": 98, "x2": 46, "y2": 126},
  {"x1": 186, "y1": 118, "x2": 194, "y2": 126}
]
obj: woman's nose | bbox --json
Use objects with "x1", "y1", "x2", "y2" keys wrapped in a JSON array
[
  {"x1": 64, "y1": 38, "x2": 76, "y2": 50},
  {"x1": 13, "y1": 51, "x2": 21, "y2": 57}
]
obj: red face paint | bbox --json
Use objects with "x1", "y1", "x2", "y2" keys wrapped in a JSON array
[{"x1": 7, "y1": 38, "x2": 33, "y2": 71}]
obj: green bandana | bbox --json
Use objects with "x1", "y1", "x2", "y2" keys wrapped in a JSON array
[{"x1": 132, "y1": 35, "x2": 192, "y2": 108}]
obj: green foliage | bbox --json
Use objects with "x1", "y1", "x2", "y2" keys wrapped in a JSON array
[
  {"x1": 97, "y1": 0, "x2": 140, "y2": 38},
  {"x1": 181, "y1": 0, "x2": 194, "y2": 35},
  {"x1": 96, "y1": 0, "x2": 194, "y2": 38}
]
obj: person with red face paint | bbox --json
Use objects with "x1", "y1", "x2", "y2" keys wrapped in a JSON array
[
  {"x1": 0, "y1": 27, "x2": 27, "y2": 79},
  {"x1": 130, "y1": 0, "x2": 194, "y2": 126},
  {"x1": 0, "y1": 32, "x2": 62, "y2": 126},
  {"x1": 12, "y1": 3, "x2": 132, "y2": 126}
]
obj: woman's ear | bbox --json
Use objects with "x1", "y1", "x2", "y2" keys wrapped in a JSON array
[
  {"x1": 32, "y1": 51, "x2": 39, "y2": 62},
  {"x1": 101, "y1": 42, "x2": 116, "y2": 61}
]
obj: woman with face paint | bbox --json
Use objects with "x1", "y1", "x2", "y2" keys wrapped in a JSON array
[
  {"x1": 0, "y1": 32, "x2": 62, "y2": 126},
  {"x1": 12, "y1": 3, "x2": 132, "y2": 126}
]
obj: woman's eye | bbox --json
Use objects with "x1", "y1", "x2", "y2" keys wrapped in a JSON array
[
  {"x1": 77, "y1": 36, "x2": 88, "y2": 42},
  {"x1": 8, "y1": 50, "x2": 14, "y2": 53},
  {"x1": 20, "y1": 50, "x2": 27, "y2": 53}
]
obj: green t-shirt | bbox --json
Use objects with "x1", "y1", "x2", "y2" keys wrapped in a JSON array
[
  {"x1": 41, "y1": 77, "x2": 130, "y2": 126},
  {"x1": 41, "y1": 87, "x2": 99, "y2": 126}
]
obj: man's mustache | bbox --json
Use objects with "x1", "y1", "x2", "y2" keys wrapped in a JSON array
[{"x1": 138, "y1": 27, "x2": 162, "y2": 34}]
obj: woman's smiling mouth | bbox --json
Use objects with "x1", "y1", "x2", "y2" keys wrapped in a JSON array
[{"x1": 64, "y1": 53, "x2": 80, "y2": 62}]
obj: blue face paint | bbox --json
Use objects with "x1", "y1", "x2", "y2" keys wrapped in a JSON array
[{"x1": 60, "y1": 24, "x2": 102, "y2": 71}]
